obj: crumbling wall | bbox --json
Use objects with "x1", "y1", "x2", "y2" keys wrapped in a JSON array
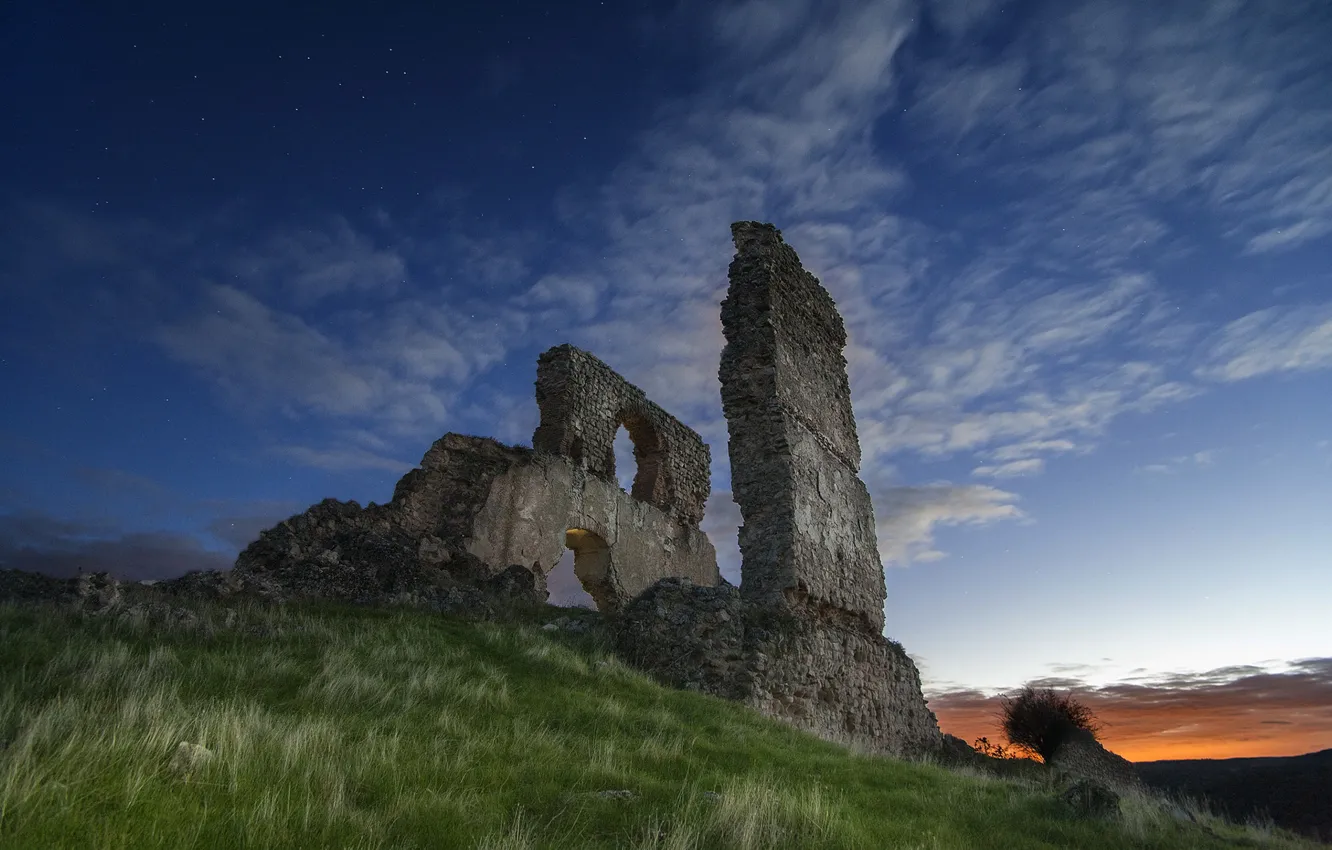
[
  {"x1": 533, "y1": 344, "x2": 711, "y2": 528},
  {"x1": 617, "y1": 221, "x2": 942, "y2": 760},
  {"x1": 616, "y1": 580, "x2": 942, "y2": 758},
  {"x1": 154, "y1": 347, "x2": 719, "y2": 615},
  {"x1": 720, "y1": 222, "x2": 885, "y2": 629},
  {"x1": 466, "y1": 454, "x2": 718, "y2": 613}
]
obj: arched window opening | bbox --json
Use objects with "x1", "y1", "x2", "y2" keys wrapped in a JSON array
[
  {"x1": 563, "y1": 527, "x2": 616, "y2": 612},
  {"x1": 610, "y1": 411, "x2": 666, "y2": 508},
  {"x1": 612, "y1": 426, "x2": 636, "y2": 492}
]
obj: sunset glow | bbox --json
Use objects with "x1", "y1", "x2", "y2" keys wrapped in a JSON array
[{"x1": 928, "y1": 659, "x2": 1332, "y2": 762}]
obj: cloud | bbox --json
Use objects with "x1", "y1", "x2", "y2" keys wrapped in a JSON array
[
  {"x1": 988, "y1": 440, "x2": 1078, "y2": 462},
  {"x1": 1136, "y1": 450, "x2": 1216, "y2": 475},
  {"x1": 0, "y1": 512, "x2": 232, "y2": 582},
  {"x1": 232, "y1": 216, "x2": 407, "y2": 304},
  {"x1": 972, "y1": 458, "x2": 1044, "y2": 479},
  {"x1": 1196, "y1": 303, "x2": 1332, "y2": 382},
  {"x1": 156, "y1": 282, "x2": 514, "y2": 437},
  {"x1": 14, "y1": 0, "x2": 1332, "y2": 583},
  {"x1": 927, "y1": 658, "x2": 1332, "y2": 761},
  {"x1": 874, "y1": 483, "x2": 1023, "y2": 565},
  {"x1": 270, "y1": 445, "x2": 415, "y2": 474}
]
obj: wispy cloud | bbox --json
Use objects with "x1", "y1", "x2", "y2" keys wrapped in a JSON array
[
  {"x1": 270, "y1": 444, "x2": 415, "y2": 474},
  {"x1": 1196, "y1": 303, "x2": 1332, "y2": 382},
  {"x1": 973, "y1": 459, "x2": 1044, "y2": 479},
  {"x1": 231, "y1": 216, "x2": 407, "y2": 304},
  {"x1": 156, "y1": 282, "x2": 513, "y2": 437},
  {"x1": 875, "y1": 484, "x2": 1023, "y2": 565},
  {"x1": 1136, "y1": 450, "x2": 1217, "y2": 475}
]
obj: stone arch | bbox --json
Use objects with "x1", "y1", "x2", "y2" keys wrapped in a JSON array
[{"x1": 564, "y1": 527, "x2": 617, "y2": 612}]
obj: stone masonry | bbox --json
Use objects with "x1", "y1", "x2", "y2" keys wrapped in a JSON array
[
  {"x1": 533, "y1": 344, "x2": 711, "y2": 528},
  {"x1": 147, "y1": 347, "x2": 720, "y2": 615},
  {"x1": 721, "y1": 221, "x2": 884, "y2": 628},
  {"x1": 616, "y1": 222, "x2": 943, "y2": 759}
]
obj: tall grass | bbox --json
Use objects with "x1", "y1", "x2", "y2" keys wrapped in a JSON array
[{"x1": 0, "y1": 594, "x2": 1320, "y2": 849}]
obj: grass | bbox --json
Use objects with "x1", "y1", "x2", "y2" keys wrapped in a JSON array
[{"x1": 0, "y1": 593, "x2": 1322, "y2": 849}]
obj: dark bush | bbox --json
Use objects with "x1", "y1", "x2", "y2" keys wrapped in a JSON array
[{"x1": 1000, "y1": 685, "x2": 1101, "y2": 763}]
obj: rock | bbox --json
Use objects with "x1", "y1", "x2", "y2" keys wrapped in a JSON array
[
  {"x1": 76, "y1": 572, "x2": 123, "y2": 614},
  {"x1": 168, "y1": 741, "x2": 213, "y2": 782},
  {"x1": 1060, "y1": 779, "x2": 1121, "y2": 819},
  {"x1": 596, "y1": 790, "x2": 636, "y2": 801},
  {"x1": 0, "y1": 568, "x2": 78, "y2": 606},
  {"x1": 1048, "y1": 728, "x2": 1143, "y2": 793}
]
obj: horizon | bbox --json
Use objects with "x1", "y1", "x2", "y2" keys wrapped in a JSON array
[{"x1": 2, "y1": 0, "x2": 1329, "y2": 763}]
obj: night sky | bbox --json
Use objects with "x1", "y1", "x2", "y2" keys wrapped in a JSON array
[{"x1": 2, "y1": 0, "x2": 1329, "y2": 761}]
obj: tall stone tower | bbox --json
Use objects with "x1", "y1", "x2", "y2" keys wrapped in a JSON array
[
  {"x1": 615, "y1": 221, "x2": 941, "y2": 759},
  {"x1": 719, "y1": 220, "x2": 887, "y2": 631}
]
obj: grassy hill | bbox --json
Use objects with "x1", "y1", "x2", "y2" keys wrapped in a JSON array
[
  {"x1": 0, "y1": 592, "x2": 1322, "y2": 849},
  {"x1": 1139, "y1": 751, "x2": 1332, "y2": 844}
]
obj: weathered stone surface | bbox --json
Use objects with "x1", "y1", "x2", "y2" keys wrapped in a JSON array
[
  {"x1": 168, "y1": 741, "x2": 214, "y2": 782},
  {"x1": 704, "y1": 221, "x2": 941, "y2": 756},
  {"x1": 467, "y1": 456, "x2": 717, "y2": 613},
  {"x1": 720, "y1": 221, "x2": 885, "y2": 629},
  {"x1": 740, "y1": 604, "x2": 941, "y2": 758},
  {"x1": 534, "y1": 345, "x2": 711, "y2": 528},
  {"x1": 0, "y1": 569, "x2": 220, "y2": 630},
  {"x1": 616, "y1": 579, "x2": 941, "y2": 759},
  {"x1": 153, "y1": 351, "x2": 719, "y2": 615},
  {"x1": 1059, "y1": 778, "x2": 1122, "y2": 819},
  {"x1": 616, "y1": 578, "x2": 749, "y2": 700},
  {"x1": 0, "y1": 568, "x2": 79, "y2": 606},
  {"x1": 1049, "y1": 727, "x2": 1144, "y2": 793}
]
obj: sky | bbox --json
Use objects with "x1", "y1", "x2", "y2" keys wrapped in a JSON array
[{"x1": 1, "y1": 0, "x2": 1329, "y2": 762}]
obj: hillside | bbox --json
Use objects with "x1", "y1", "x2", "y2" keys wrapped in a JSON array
[
  {"x1": 1138, "y1": 751, "x2": 1332, "y2": 844},
  {"x1": 0, "y1": 592, "x2": 1322, "y2": 849}
]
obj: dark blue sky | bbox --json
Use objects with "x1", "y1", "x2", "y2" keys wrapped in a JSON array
[{"x1": 2, "y1": 0, "x2": 1329, "y2": 754}]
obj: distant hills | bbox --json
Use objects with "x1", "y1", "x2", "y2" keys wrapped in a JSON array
[{"x1": 1137, "y1": 749, "x2": 1332, "y2": 843}]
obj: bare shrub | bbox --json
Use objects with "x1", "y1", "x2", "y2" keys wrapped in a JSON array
[{"x1": 1000, "y1": 686, "x2": 1101, "y2": 763}]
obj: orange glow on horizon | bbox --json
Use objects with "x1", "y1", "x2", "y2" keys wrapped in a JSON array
[{"x1": 930, "y1": 691, "x2": 1332, "y2": 762}]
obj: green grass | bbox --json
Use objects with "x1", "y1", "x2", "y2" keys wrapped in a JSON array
[{"x1": 0, "y1": 595, "x2": 1320, "y2": 849}]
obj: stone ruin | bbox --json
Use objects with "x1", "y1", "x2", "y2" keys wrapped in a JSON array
[
  {"x1": 131, "y1": 344, "x2": 722, "y2": 617},
  {"x1": 0, "y1": 220, "x2": 944, "y2": 761},
  {"x1": 615, "y1": 222, "x2": 942, "y2": 758}
]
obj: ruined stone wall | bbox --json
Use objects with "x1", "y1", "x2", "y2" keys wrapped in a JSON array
[
  {"x1": 719, "y1": 221, "x2": 886, "y2": 630},
  {"x1": 617, "y1": 220, "x2": 943, "y2": 759},
  {"x1": 206, "y1": 344, "x2": 720, "y2": 617},
  {"x1": 533, "y1": 345, "x2": 710, "y2": 528},
  {"x1": 740, "y1": 605, "x2": 940, "y2": 758},
  {"x1": 615, "y1": 579, "x2": 942, "y2": 759},
  {"x1": 466, "y1": 454, "x2": 718, "y2": 613}
]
